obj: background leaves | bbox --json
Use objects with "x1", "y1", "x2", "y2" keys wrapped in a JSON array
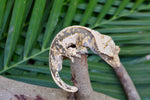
[{"x1": 0, "y1": 0, "x2": 150, "y2": 100}]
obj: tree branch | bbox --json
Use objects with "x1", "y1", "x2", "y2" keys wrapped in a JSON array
[
  {"x1": 113, "y1": 63, "x2": 141, "y2": 100},
  {"x1": 70, "y1": 54, "x2": 94, "y2": 100}
]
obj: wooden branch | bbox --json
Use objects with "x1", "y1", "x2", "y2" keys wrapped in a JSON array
[
  {"x1": 113, "y1": 63, "x2": 141, "y2": 100},
  {"x1": 0, "y1": 76, "x2": 117, "y2": 100},
  {"x1": 70, "y1": 54, "x2": 94, "y2": 100}
]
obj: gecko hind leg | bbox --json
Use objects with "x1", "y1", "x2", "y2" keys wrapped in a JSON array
[{"x1": 64, "y1": 47, "x2": 81, "y2": 63}]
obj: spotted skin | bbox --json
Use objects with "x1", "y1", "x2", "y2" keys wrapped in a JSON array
[{"x1": 49, "y1": 26, "x2": 120, "y2": 92}]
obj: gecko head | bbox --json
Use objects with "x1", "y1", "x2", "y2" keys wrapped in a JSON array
[
  {"x1": 100, "y1": 47, "x2": 120, "y2": 68},
  {"x1": 94, "y1": 34, "x2": 121, "y2": 67},
  {"x1": 99, "y1": 37, "x2": 121, "y2": 67}
]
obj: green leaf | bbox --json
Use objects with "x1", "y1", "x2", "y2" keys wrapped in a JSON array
[
  {"x1": 131, "y1": 0, "x2": 144, "y2": 11},
  {"x1": 0, "y1": 50, "x2": 4, "y2": 70},
  {"x1": 23, "y1": 0, "x2": 46, "y2": 58},
  {"x1": 0, "y1": 0, "x2": 7, "y2": 30},
  {"x1": 80, "y1": 0, "x2": 98, "y2": 26},
  {"x1": 16, "y1": 65, "x2": 50, "y2": 74},
  {"x1": 126, "y1": 12, "x2": 150, "y2": 18},
  {"x1": 5, "y1": 75, "x2": 58, "y2": 88},
  {"x1": 62, "y1": 0, "x2": 79, "y2": 27},
  {"x1": 93, "y1": 0, "x2": 114, "y2": 27},
  {"x1": 120, "y1": 45, "x2": 150, "y2": 56},
  {"x1": 110, "y1": 32, "x2": 150, "y2": 41},
  {"x1": 0, "y1": 0, "x2": 14, "y2": 39},
  {"x1": 4, "y1": 0, "x2": 27, "y2": 67},
  {"x1": 96, "y1": 26, "x2": 150, "y2": 33},
  {"x1": 23, "y1": 0, "x2": 34, "y2": 23},
  {"x1": 106, "y1": 20, "x2": 150, "y2": 26},
  {"x1": 42, "y1": 0, "x2": 64, "y2": 49},
  {"x1": 0, "y1": 47, "x2": 49, "y2": 74},
  {"x1": 112, "y1": 0, "x2": 130, "y2": 18}
]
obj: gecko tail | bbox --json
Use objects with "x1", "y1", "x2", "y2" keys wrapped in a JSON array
[{"x1": 50, "y1": 69, "x2": 78, "y2": 92}]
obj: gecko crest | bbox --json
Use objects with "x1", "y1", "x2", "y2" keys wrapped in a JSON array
[{"x1": 49, "y1": 26, "x2": 120, "y2": 92}]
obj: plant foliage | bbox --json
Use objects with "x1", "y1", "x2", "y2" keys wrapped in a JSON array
[{"x1": 0, "y1": 0, "x2": 150, "y2": 99}]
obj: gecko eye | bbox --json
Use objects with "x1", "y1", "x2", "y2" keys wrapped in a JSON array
[{"x1": 67, "y1": 44, "x2": 76, "y2": 48}]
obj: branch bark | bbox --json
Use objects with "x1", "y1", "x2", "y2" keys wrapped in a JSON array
[
  {"x1": 114, "y1": 63, "x2": 141, "y2": 100},
  {"x1": 70, "y1": 54, "x2": 94, "y2": 100}
]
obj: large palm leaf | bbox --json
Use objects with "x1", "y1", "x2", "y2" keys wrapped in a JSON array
[{"x1": 0, "y1": 0, "x2": 150, "y2": 99}]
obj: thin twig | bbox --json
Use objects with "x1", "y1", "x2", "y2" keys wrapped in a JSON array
[{"x1": 113, "y1": 63, "x2": 141, "y2": 100}]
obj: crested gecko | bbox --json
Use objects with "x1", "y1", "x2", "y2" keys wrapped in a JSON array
[{"x1": 49, "y1": 26, "x2": 120, "y2": 92}]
